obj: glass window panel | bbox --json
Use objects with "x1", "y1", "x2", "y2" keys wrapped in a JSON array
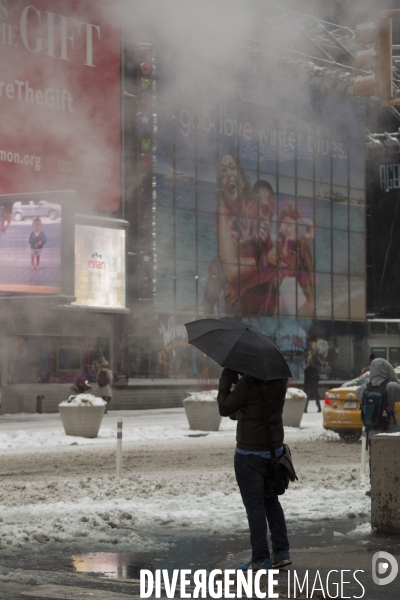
[
  {"x1": 259, "y1": 127, "x2": 277, "y2": 174},
  {"x1": 197, "y1": 117, "x2": 218, "y2": 163},
  {"x1": 349, "y1": 101, "x2": 366, "y2": 145},
  {"x1": 349, "y1": 204, "x2": 365, "y2": 232},
  {"x1": 155, "y1": 172, "x2": 173, "y2": 208},
  {"x1": 314, "y1": 92, "x2": 331, "y2": 139},
  {"x1": 332, "y1": 185, "x2": 348, "y2": 204},
  {"x1": 176, "y1": 210, "x2": 196, "y2": 260},
  {"x1": 316, "y1": 273, "x2": 332, "y2": 317},
  {"x1": 175, "y1": 160, "x2": 196, "y2": 209},
  {"x1": 350, "y1": 188, "x2": 365, "y2": 206},
  {"x1": 297, "y1": 134, "x2": 314, "y2": 180},
  {"x1": 333, "y1": 274, "x2": 349, "y2": 319},
  {"x1": 154, "y1": 257, "x2": 174, "y2": 310},
  {"x1": 350, "y1": 232, "x2": 365, "y2": 275},
  {"x1": 199, "y1": 260, "x2": 217, "y2": 316},
  {"x1": 156, "y1": 206, "x2": 174, "y2": 259},
  {"x1": 278, "y1": 130, "x2": 296, "y2": 177},
  {"x1": 370, "y1": 347, "x2": 387, "y2": 360},
  {"x1": 315, "y1": 227, "x2": 331, "y2": 272},
  {"x1": 349, "y1": 145, "x2": 365, "y2": 189},
  {"x1": 332, "y1": 97, "x2": 348, "y2": 142},
  {"x1": 297, "y1": 179, "x2": 314, "y2": 199},
  {"x1": 297, "y1": 271, "x2": 315, "y2": 318},
  {"x1": 333, "y1": 230, "x2": 348, "y2": 274},
  {"x1": 350, "y1": 276, "x2": 366, "y2": 320},
  {"x1": 176, "y1": 260, "x2": 196, "y2": 311},
  {"x1": 297, "y1": 224, "x2": 314, "y2": 271},
  {"x1": 278, "y1": 177, "x2": 295, "y2": 197},
  {"x1": 389, "y1": 347, "x2": 400, "y2": 366},
  {"x1": 240, "y1": 131, "x2": 258, "y2": 172},
  {"x1": 198, "y1": 163, "x2": 217, "y2": 213},
  {"x1": 258, "y1": 268, "x2": 278, "y2": 317},
  {"x1": 315, "y1": 198, "x2": 331, "y2": 227},
  {"x1": 198, "y1": 211, "x2": 217, "y2": 263},
  {"x1": 175, "y1": 122, "x2": 195, "y2": 159},
  {"x1": 332, "y1": 143, "x2": 348, "y2": 186},
  {"x1": 278, "y1": 110, "x2": 297, "y2": 131},
  {"x1": 332, "y1": 201, "x2": 348, "y2": 230},
  {"x1": 315, "y1": 139, "x2": 331, "y2": 183},
  {"x1": 278, "y1": 270, "x2": 297, "y2": 316},
  {"x1": 156, "y1": 109, "x2": 173, "y2": 156}
]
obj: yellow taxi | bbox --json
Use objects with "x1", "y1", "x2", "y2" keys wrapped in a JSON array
[{"x1": 322, "y1": 369, "x2": 400, "y2": 443}]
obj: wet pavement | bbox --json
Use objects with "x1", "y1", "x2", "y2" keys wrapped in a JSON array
[{"x1": 1, "y1": 517, "x2": 400, "y2": 598}]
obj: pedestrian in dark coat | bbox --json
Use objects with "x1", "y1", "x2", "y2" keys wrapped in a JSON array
[
  {"x1": 97, "y1": 358, "x2": 113, "y2": 413},
  {"x1": 217, "y1": 367, "x2": 291, "y2": 571},
  {"x1": 303, "y1": 361, "x2": 320, "y2": 412}
]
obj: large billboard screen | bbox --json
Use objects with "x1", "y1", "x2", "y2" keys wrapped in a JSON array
[
  {"x1": 0, "y1": 197, "x2": 61, "y2": 294},
  {"x1": 0, "y1": 0, "x2": 120, "y2": 212},
  {"x1": 73, "y1": 224, "x2": 126, "y2": 309}
]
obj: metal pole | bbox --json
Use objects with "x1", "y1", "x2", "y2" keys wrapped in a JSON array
[
  {"x1": 116, "y1": 418, "x2": 123, "y2": 478},
  {"x1": 360, "y1": 428, "x2": 368, "y2": 476}
]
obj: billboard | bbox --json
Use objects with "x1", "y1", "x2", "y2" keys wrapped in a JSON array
[
  {"x1": 0, "y1": 0, "x2": 120, "y2": 211},
  {"x1": 73, "y1": 224, "x2": 126, "y2": 309},
  {"x1": 0, "y1": 196, "x2": 62, "y2": 294},
  {"x1": 154, "y1": 83, "x2": 366, "y2": 323}
]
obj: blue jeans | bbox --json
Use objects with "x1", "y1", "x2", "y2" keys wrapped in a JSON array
[{"x1": 234, "y1": 452, "x2": 290, "y2": 563}]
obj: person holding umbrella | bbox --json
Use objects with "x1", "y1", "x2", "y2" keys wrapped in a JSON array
[{"x1": 185, "y1": 317, "x2": 293, "y2": 572}]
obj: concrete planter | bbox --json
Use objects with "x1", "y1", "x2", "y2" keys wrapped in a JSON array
[
  {"x1": 183, "y1": 398, "x2": 222, "y2": 431},
  {"x1": 283, "y1": 388, "x2": 307, "y2": 428},
  {"x1": 58, "y1": 405, "x2": 105, "y2": 438}
]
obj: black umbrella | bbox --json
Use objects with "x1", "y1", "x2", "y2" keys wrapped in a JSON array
[{"x1": 185, "y1": 317, "x2": 292, "y2": 381}]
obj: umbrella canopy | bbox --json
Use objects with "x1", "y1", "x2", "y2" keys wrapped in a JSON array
[{"x1": 185, "y1": 317, "x2": 292, "y2": 381}]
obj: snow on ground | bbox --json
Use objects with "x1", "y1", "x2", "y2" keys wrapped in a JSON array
[{"x1": 0, "y1": 410, "x2": 369, "y2": 553}]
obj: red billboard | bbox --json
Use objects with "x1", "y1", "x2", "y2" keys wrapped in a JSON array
[{"x1": 0, "y1": 0, "x2": 120, "y2": 211}]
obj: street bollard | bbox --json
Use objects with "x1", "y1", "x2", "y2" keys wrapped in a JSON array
[
  {"x1": 116, "y1": 418, "x2": 123, "y2": 478},
  {"x1": 360, "y1": 428, "x2": 368, "y2": 476}
]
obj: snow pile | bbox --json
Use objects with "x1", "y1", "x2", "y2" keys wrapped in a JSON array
[
  {"x1": 59, "y1": 394, "x2": 107, "y2": 407},
  {"x1": 286, "y1": 387, "x2": 307, "y2": 401},
  {"x1": 0, "y1": 412, "x2": 339, "y2": 451},
  {"x1": 184, "y1": 390, "x2": 218, "y2": 402},
  {"x1": 0, "y1": 465, "x2": 369, "y2": 551}
]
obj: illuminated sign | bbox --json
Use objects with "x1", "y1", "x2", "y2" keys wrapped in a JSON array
[
  {"x1": 73, "y1": 224, "x2": 126, "y2": 309},
  {"x1": 0, "y1": 198, "x2": 61, "y2": 294}
]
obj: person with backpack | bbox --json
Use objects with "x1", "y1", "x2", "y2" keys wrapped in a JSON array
[
  {"x1": 97, "y1": 358, "x2": 113, "y2": 413},
  {"x1": 356, "y1": 358, "x2": 400, "y2": 443}
]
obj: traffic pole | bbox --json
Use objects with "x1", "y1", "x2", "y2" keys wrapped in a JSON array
[
  {"x1": 360, "y1": 427, "x2": 368, "y2": 476},
  {"x1": 116, "y1": 418, "x2": 123, "y2": 478}
]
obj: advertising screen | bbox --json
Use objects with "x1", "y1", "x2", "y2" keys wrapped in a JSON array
[
  {"x1": 0, "y1": 0, "x2": 120, "y2": 212},
  {"x1": 73, "y1": 224, "x2": 126, "y2": 309},
  {"x1": 0, "y1": 196, "x2": 62, "y2": 294}
]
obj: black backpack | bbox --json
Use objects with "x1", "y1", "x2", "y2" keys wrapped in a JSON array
[
  {"x1": 360, "y1": 380, "x2": 393, "y2": 431},
  {"x1": 97, "y1": 369, "x2": 109, "y2": 388}
]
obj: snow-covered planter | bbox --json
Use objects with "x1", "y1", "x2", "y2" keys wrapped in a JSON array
[
  {"x1": 283, "y1": 387, "x2": 307, "y2": 428},
  {"x1": 183, "y1": 390, "x2": 222, "y2": 432},
  {"x1": 58, "y1": 394, "x2": 106, "y2": 438}
]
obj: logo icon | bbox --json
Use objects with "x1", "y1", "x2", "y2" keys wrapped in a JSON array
[{"x1": 372, "y1": 551, "x2": 398, "y2": 586}]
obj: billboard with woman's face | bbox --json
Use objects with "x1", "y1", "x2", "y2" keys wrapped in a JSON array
[
  {"x1": 152, "y1": 69, "x2": 366, "y2": 329},
  {"x1": 124, "y1": 60, "x2": 367, "y2": 381}
]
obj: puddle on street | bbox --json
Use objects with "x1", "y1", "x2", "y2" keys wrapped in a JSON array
[{"x1": 69, "y1": 517, "x2": 400, "y2": 579}]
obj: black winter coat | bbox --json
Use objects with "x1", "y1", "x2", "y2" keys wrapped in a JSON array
[{"x1": 217, "y1": 369, "x2": 287, "y2": 451}]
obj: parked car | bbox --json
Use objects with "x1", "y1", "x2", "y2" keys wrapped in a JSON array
[
  {"x1": 12, "y1": 200, "x2": 60, "y2": 221},
  {"x1": 322, "y1": 369, "x2": 400, "y2": 443}
]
